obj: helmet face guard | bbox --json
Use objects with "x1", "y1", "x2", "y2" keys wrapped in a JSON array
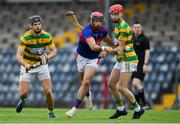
[
  {"x1": 29, "y1": 15, "x2": 42, "y2": 25},
  {"x1": 109, "y1": 4, "x2": 124, "y2": 23},
  {"x1": 90, "y1": 12, "x2": 105, "y2": 30},
  {"x1": 90, "y1": 12, "x2": 104, "y2": 23},
  {"x1": 29, "y1": 15, "x2": 43, "y2": 34}
]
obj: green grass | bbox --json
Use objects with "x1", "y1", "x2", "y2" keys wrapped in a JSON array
[{"x1": 0, "y1": 108, "x2": 179, "y2": 123}]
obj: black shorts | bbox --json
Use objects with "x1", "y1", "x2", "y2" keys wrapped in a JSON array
[
  {"x1": 132, "y1": 71, "x2": 145, "y2": 81},
  {"x1": 132, "y1": 64, "x2": 145, "y2": 81}
]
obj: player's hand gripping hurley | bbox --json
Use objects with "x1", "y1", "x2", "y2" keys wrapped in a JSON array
[{"x1": 24, "y1": 53, "x2": 48, "y2": 73}]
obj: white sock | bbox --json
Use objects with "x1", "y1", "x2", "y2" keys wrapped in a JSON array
[
  {"x1": 117, "y1": 106, "x2": 125, "y2": 111},
  {"x1": 134, "y1": 105, "x2": 141, "y2": 112},
  {"x1": 72, "y1": 106, "x2": 78, "y2": 111}
]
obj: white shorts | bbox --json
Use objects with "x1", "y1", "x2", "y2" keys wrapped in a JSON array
[
  {"x1": 19, "y1": 64, "x2": 51, "y2": 83},
  {"x1": 76, "y1": 54, "x2": 100, "y2": 72},
  {"x1": 114, "y1": 61, "x2": 137, "y2": 73}
]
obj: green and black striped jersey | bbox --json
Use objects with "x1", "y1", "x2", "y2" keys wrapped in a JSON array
[
  {"x1": 114, "y1": 19, "x2": 138, "y2": 64},
  {"x1": 19, "y1": 30, "x2": 55, "y2": 65}
]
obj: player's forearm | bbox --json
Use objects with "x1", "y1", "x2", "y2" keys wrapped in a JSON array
[
  {"x1": 144, "y1": 50, "x2": 150, "y2": 64},
  {"x1": 47, "y1": 48, "x2": 57, "y2": 60},
  {"x1": 90, "y1": 44, "x2": 102, "y2": 52},
  {"x1": 86, "y1": 37, "x2": 103, "y2": 52},
  {"x1": 16, "y1": 47, "x2": 28, "y2": 66},
  {"x1": 16, "y1": 54, "x2": 27, "y2": 67},
  {"x1": 103, "y1": 36, "x2": 114, "y2": 47}
]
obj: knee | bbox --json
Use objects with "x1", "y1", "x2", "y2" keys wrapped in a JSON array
[
  {"x1": 108, "y1": 81, "x2": 116, "y2": 89},
  {"x1": 118, "y1": 87, "x2": 125, "y2": 94},
  {"x1": 82, "y1": 79, "x2": 90, "y2": 87},
  {"x1": 133, "y1": 81, "x2": 138, "y2": 87},
  {"x1": 133, "y1": 80, "x2": 142, "y2": 90},
  {"x1": 44, "y1": 89, "x2": 52, "y2": 95},
  {"x1": 19, "y1": 92, "x2": 28, "y2": 98}
]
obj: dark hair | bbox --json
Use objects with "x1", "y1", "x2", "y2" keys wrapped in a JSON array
[{"x1": 134, "y1": 20, "x2": 142, "y2": 25}]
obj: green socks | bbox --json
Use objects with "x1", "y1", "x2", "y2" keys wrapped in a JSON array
[{"x1": 132, "y1": 101, "x2": 140, "y2": 112}]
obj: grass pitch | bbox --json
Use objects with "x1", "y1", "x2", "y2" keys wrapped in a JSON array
[{"x1": 0, "y1": 108, "x2": 179, "y2": 123}]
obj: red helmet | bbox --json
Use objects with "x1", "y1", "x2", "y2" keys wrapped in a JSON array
[
  {"x1": 109, "y1": 4, "x2": 124, "y2": 13},
  {"x1": 90, "y1": 12, "x2": 104, "y2": 20}
]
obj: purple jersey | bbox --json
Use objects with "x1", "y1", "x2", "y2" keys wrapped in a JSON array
[{"x1": 77, "y1": 24, "x2": 108, "y2": 59}]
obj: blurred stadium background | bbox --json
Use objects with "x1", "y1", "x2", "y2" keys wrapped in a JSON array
[{"x1": 0, "y1": 0, "x2": 180, "y2": 111}]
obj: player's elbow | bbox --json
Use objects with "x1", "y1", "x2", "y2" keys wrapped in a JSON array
[
  {"x1": 53, "y1": 48, "x2": 57, "y2": 56},
  {"x1": 16, "y1": 53, "x2": 21, "y2": 63},
  {"x1": 51, "y1": 48, "x2": 57, "y2": 57}
]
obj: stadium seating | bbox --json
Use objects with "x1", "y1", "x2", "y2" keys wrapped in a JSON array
[{"x1": 0, "y1": 1, "x2": 180, "y2": 48}]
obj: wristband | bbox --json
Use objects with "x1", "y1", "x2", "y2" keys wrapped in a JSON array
[{"x1": 101, "y1": 46, "x2": 106, "y2": 51}]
